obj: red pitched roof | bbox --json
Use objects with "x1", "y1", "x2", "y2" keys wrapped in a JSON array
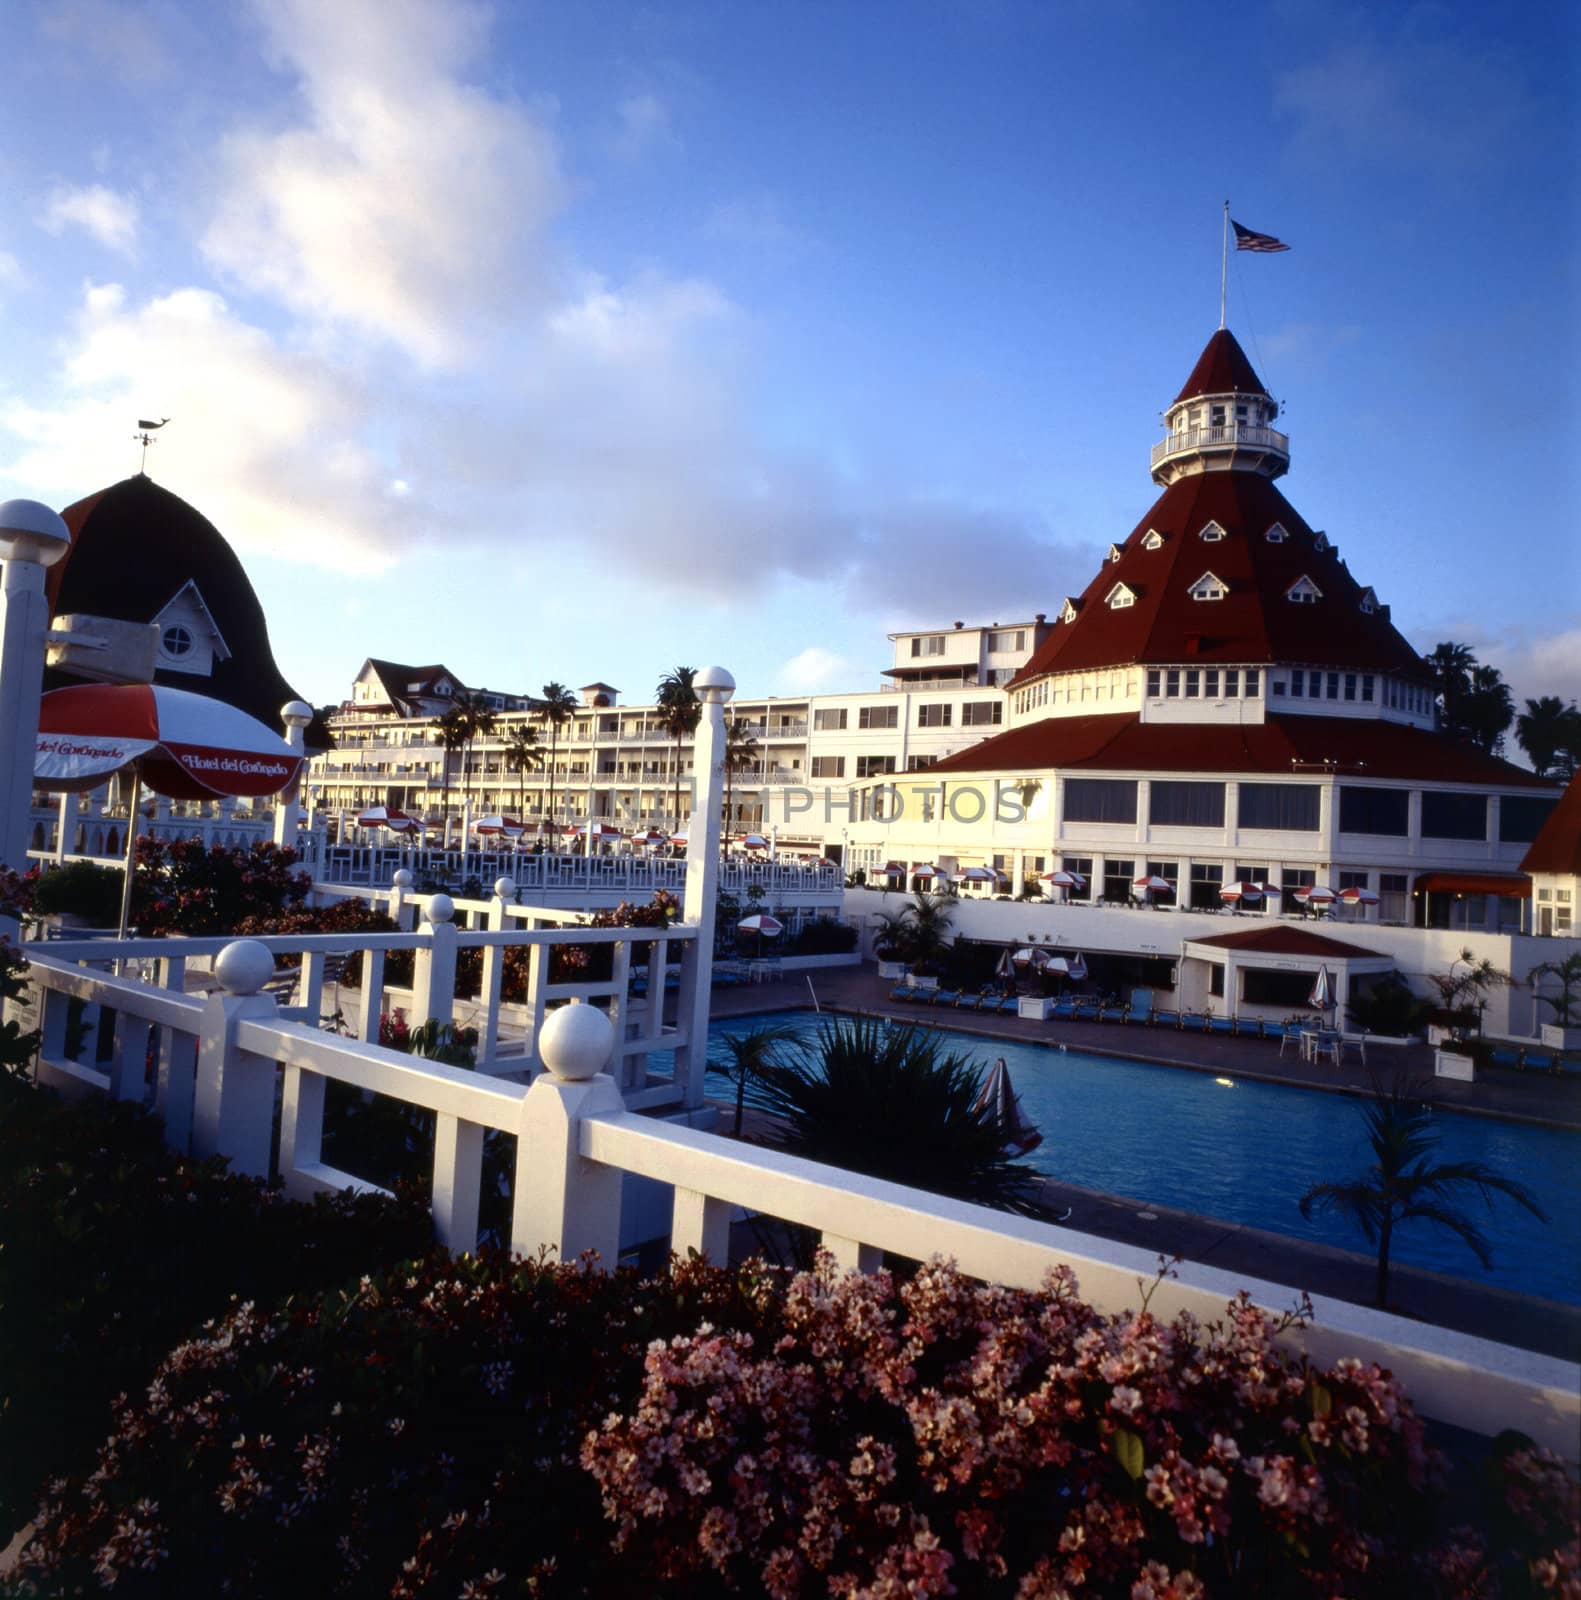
[
  {"x1": 1171, "y1": 329, "x2": 1269, "y2": 405},
  {"x1": 1520, "y1": 771, "x2": 1581, "y2": 875},
  {"x1": 1186, "y1": 926, "x2": 1386, "y2": 960},
  {"x1": 1010, "y1": 472, "x2": 1424, "y2": 684},
  {"x1": 927, "y1": 711, "x2": 1555, "y2": 788}
]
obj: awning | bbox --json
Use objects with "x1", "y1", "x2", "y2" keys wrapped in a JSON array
[{"x1": 1414, "y1": 873, "x2": 1531, "y2": 898}]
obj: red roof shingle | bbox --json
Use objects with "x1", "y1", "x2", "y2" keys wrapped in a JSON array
[
  {"x1": 1171, "y1": 328, "x2": 1270, "y2": 406},
  {"x1": 927, "y1": 711, "x2": 1556, "y2": 789},
  {"x1": 1185, "y1": 926, "x2": 1387, "y2": 960},
  {"x1": 1519, "y1": 771, "x2": 1581, "y2": 875}
]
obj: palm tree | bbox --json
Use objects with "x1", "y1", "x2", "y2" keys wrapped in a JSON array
[
  {"x1": 539, "y1": 683, "x2": 579, "y2": 839},
  {"x1": 1424, "y1": 641, "x2": 1474, "y2": 726},
  {"x1": 436, "y1": 709, "x2": 469, "y2": 840},
  {"x1": 1299, "y1": 1080, "x2": 1547, "y2": 1309},
  {"x1": 716, "y1": 1020, "x2": 805, "y2": 1138},
  {"x1": 1516, "y1": 696, "x2": 1581, "y2": 780},
  {"x1": 450, "y1": 690, "x2": 498, "y2": 812},
  {"x1": 723, "y1": 716, "x2": 760, "y2": 840},
  {"x1": 503, "y1": 724, "x2": 543, "y2": 820},
  {"x1": 1462, "y1": 663, "x2": 1514, "y2": 755},
  {"x1": 655, "y1": 666, "x2": 700, "y2": 833},
  {"x1": 905, "y1": 891, "x2": 956, "y2": 973},
  {"x1": 747, "y1": 1015, "x2": 1048, "y2": 1226}
]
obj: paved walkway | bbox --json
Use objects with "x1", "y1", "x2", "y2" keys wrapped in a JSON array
[{"x1": 704, "y1": 964, "x2": 1581, "y2": 1364}]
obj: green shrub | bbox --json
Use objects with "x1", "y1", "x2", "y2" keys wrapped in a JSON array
[
  {"x1": 0, "y1": 1079, "x2": 431, "y2": 1532},
  {"x1": 30, "y1": 859, "x2": 124, "y2": 924}
]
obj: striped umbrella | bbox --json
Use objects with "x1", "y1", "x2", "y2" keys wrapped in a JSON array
[
  {"x1": 1296, "y1": 884, "x2": 1338, "y2": 907},
  {"x1": 1218, "y1": 881, "x2": 1264, "y2": 904},
  {"x1": 1339, "y1": 886, "x2": 1380, "y2": 906}
]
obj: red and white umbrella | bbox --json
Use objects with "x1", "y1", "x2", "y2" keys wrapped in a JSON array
[
  {"x1": 36, "y1": 683, "x2": 303, "y2": 800},
  {"x1": 1011, "y1": 946, "x2": 1048, "y2": 968},
  {"x1": 1133, "y1": 874, "x2": 1172, "y2": 897},
  {"x1": 34, "y1": 683, "x2": 305, "y2": 938},
  {"x1": 1308, "y1": 966, "x2": 1336, "y2": 1015},
  {"x1": 912, "y1": 864, "x2": 947, "y2": 881},
  {"x1": 1067, "y1": 952, "x2": 1089, "y2": 981},
  {"x1": 668, "y1": 832, "x2": 689, "y2": 848},
  {"x1": 629, "y1": 829, "x2": 667, "y2": 848},
  {"x1": 1339, "y1": 886, "x2": 1380, "y2": 906},
  {"x1": 735, "y1": 832, "x2": 770, "y2": 851},
  {"x1": 473, "y1": 815, "x2": 526, "y2": 838},
  {"x1": 357, "y1": 805, "x2": 420, "y2": 832},
  {"x1": 1043, "y1": 955, "x2": 1071, "y2": 976},
  {"x1": 1218, "y1": 881, "x2": 1265, "y2": 904},
  {"x1": 738, "y1": 913, "x2": 784, "y2": 937},
  {"x1": 565, "y1": 821, "x2": 624, "y2": 840},
  {"x1": 1046, "y1": 869, "x2": 1086, "y2": 890},
  {"x1": 1296, "y1": 884, "x2": 1338, "y2": 907},
  {"x1": 958, "y1": 866, "x2": 1003, "y2": 884}
]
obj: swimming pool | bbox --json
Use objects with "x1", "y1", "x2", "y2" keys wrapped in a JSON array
[{"x1": 686, "y1": 1010, "x2": 1580, "y2": 1306}]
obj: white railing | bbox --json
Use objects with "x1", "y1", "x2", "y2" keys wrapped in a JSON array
[
  {"x1": 9, "y1": 936, "x2": 1576, "y2": 1456},
  {"x1": 1151, "y1": 422, "x2": 1290, "y2": 467}
]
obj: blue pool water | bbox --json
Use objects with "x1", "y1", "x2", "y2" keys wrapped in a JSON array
[{"x1": 688, "y1": 1010, "x2": 1581, "y2": 1306}]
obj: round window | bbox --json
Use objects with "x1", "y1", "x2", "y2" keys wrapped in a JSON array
[{"x1": 162, "y1": 624, "x2": 194, "y2": 658}]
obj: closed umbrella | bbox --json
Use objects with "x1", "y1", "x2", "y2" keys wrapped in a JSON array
[
  {"x1": 1067, "y1": 952, "x2": 1089, "y2": 982},
  {"x1": 34, "y1": 683, "x2": 305, "y2": 939},
  {"x1": 993, "y1": 948, "x2": 1016, "y2": 981},
  {"x1": 1308, "y1": 965, "x2": 1336, "y2": 1022}
]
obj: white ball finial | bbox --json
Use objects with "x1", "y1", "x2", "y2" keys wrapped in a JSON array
[
  {"x1": 694, "y1": 665, "x2": 735, "y2": 706},
  {"x1": 392, "y1": 868, "x2": 414, "y2": 889},
  {"x1": 539, "y1": 998, "x2": 613, "y2": 1081},
  {"x1": 427, "y1": 892, "x2": 455, "y2": 924},
  {"x1": 280, "y1": 700, "x2": 313, "y2": 729},
  {"x1": 493, "y1": 876, "x2": 516, "y2": 900},
  {"x1": 215, "y1": 939, "x2": 277, "y2": 995},
  {"x1": 0, "y1": 499, "x2": 72, "y2": 567}
]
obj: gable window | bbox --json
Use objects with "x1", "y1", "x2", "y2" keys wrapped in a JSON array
[
  {"x1": 1286, "y1": 575, "x2": 1322, "y2": 604},
  {"x1": 1313, "y1": 531, "x2": 1331, "y2": 552},
  {"x1": 1188, "y1": 571, "x2": 1227, "y2": 601},
  {"x1": 1107, "y1": 544, "x2": 1124, "y2": 564},
  {"x1": 1265, "y1": 522, "x2": 1288, "y2": 543},
  {"x1": 1199, "y1": 520, "x2": 1226, "y2": 542},
  {"x1": 1359, "y1": 588, "x2": 1378, "y2": 615},
  {"x1": 1105, "y1": 582, "x2": 1137, "y2": 610},
  {"x1": 1060, "y1": 598, "x2": 1080, "y2": 623},
  {"x1": 1141, "y1": 528, "x2": 1165, "y2": 551},
  {"x1": 160, "y1": 624, "x2": 193, "y2": 658}
]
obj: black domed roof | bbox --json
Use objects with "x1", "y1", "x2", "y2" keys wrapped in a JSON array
[{"x1": 47, "y1": 475, "x2": 323, "y2": 744}]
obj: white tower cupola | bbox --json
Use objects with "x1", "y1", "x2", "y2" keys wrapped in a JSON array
[{"x1": 1150, "y1": 328, "x2": 1289, "y2": 487}]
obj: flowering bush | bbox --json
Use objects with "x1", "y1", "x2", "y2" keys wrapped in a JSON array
[
  {"x1": 0, "y1": 1081, "x2": 431, "y2": 1534},
  {"x1": 130, "y1": 837, "x2": 312, "y2": 936},
  {"x1": 7, "y1": 1252, "x2": 1575, "y2": 1598}
]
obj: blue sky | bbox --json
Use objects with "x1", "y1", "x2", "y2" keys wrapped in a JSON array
[{"x1": 1, "y1": 0, "x2": 1576, "y2": 715}]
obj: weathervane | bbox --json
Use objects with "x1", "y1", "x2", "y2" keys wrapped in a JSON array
[{"x1": 132, "y1": 417, "x2": 170, "y2": 474}]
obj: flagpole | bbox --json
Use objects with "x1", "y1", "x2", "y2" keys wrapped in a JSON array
[{"x1": 1219, "y1": 201, "x2": 1229, "y2": 330}]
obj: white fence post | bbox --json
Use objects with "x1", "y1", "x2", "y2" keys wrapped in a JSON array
[
  {"x1": 388, "y1": 867, "x2": 415, "y2": 932},
  {"x1": 676, "y1": 666, "x2": 732, "y2": 1110},
  {"x1": 477, "y1": 876, "x2": 514, "y2": 1068},
  {"x1": 411, "y1": 894, "x2": 457, "y2": 1032},
  {"x1": 191, "y1": 940, "x2": 282, "y2": 1179},
  {"x1": 512, "y1": 1001, "x2": 623, "y2": 1265}
]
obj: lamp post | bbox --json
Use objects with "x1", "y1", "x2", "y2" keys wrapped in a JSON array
[
  {"x1": 0, "y1": 500, "x2": 72, "y2": 873},
  {"x1": 676, "y1": 665, "x2": 733, "y2": 1110},
  {"x1": 273, "y1": 700, "x2": 313, "y2": 848}
]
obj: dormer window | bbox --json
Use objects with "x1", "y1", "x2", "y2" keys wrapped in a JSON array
[
  {"x1": 1141, "y1": 528, "x2": 1166, "y2": 551},
  {"x1": 1265, "y1": 522, "x2": 1289, "y2": 543},
  {"x1": 1059, "y1": 597, "x2": 1081, "y2": 624},
  {"x1": 1358, "y1": 587, "x2": 1378, "y2": 616},
  {"x1": 1313, "y1": 531, "x2": 1331, "y2": 553},
  {"x1": 1107, "y1": 543, "x2": 1125, "y2": 564},
  {"x1": 1286, "y1": 575, "x2": 1323, "y2": 605},
  {"x1": 1105, "y1": 582, "x2": 1138, "y2": 611},
  {"x1": 1188, "y1": 571, "x2": 1228, "y2": 602},
  {"x1": 1199, "y1": 519, "x2": 1227, "y2": 542}
]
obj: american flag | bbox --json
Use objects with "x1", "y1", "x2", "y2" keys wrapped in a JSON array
[{"x1": 1232, "y1": 220, "x2": 1290, "y2": 253}]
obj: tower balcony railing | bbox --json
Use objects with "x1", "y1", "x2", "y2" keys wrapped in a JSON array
[{"x1": 1151, "y1": 422, "x2": 1289, "y2": 468}]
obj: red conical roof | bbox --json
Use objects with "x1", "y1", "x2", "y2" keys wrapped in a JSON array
[
  {"x1": 1172, "y1": 328, "x2": 1268, "y2": 405},
  {"x1": 1520, "y1": 771, "x2": 1581, "y2": 875},
  {"x1": 1010, "y1": 472, "x2": 1423, "y2": 683}
]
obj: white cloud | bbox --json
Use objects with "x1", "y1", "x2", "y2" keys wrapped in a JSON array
[
  {"x1": 1, "y1": 282, "x2": 427, "y2": 571},
  {"x1": 39, "y1": 184, "x2": 140, "y2": 256},
  {"x1": 610, "y1": 92, "x2": 679, "y2": 160},
  {"x1": 201, "y1": 0, "x2": 563, "y2": 366},
  {"x1": 775, "y1": 647, "x2": 852, "y2": 693},
  {"x1": 0, "y1": 251, "x2": 24, "y2": 292}
]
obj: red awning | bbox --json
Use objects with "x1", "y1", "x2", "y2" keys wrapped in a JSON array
[{"x1": 1415, "y1": 873, "x2": 1531, "y2": 898}]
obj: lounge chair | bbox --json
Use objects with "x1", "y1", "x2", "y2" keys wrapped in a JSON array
[
  {"x1": 999, "y1": 996, "x2": 1021, "y2": 1015},
  {"x1": 1233, "y1": 1017, "x2": 1264, "y2": 1039},
  {"x1": 1179, "y1": 1013, "x2": 1206, "y2": 1033},
  {"x1": 1487, "y1": 1046, "x2": 1521, "y2": 1071},
  {"x1": 931, "y1": 989, "x2": 961, "y2": 1007},
  {"x1": 1051, "y1": 996, "x2": 1077, "y2": 1020},
  {"x1": 1151, "y1": 1008, "x2": 1180, "y2": 1029},
  {"x1": 1073, "y1": 998, "x2": 1100, "y2": 1022},
  {"x1": 1524, "y1": 1050, "x2": 1560, "y2": 1073},
  {"x1": 1123, "y1": 1001, "x2": 1152, "y2": 1025},
  {"x1": 888, "y1": 985, "x2": 916, "y2": 1002},
  {"x1": 1208, "y1": 1015, "x2": 1235, "y2": 1036}
]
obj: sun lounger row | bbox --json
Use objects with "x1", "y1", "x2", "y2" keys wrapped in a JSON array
[
  {"x1": 1485, "y1": 1045, "x2": 1568, "y2": 1073},
  {"x1": 889, "y1": 984, "x2": 1021, "y2": 1014}
]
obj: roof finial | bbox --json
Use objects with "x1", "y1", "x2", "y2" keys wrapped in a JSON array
[{"x1": 132, "y1": 417, "x2": 169, "y2": 475}]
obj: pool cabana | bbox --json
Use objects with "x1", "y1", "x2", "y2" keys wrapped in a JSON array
[{"x1": 1177, "y1": 926, "x2": 1396, "y2": 1027}]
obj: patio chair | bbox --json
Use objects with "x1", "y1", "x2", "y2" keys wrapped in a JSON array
[
  {"x1": 1151, "y1": 1008, "x2": 1180, "y2": 1028},
  {"x1": 1051, "y1": 996, "x2": 1077, "y2": 1020},
  {"x1": 1179, "y1": 1013, "x2": 1207, "y2": 1033},
  {"x1": 932, "y1": 988, "x2": 961, "y2": 1007},
  {"x1": 1309, "y1": 1031, "x2": 1341, "y2": 1067},
  {"x1": 1124, "y1": 1000, "x2": 1153, "y2": 1025},
  {"x1": 999, "y1": 996, "x2": 1021, "y2": 1015},
  {"x1": 1208, "y1": 1015, "x2": 1235, "y2": 1036},
  {"x1": 1098, "y1": 1000, "x2": 1127, "y2": 1024},
  {"x1": 1276, "y1": 1023, "x2": 1307, "y2": 1056},
  {"x1": 1233, "y1": 1017, "x2": 1264, "y2": 1039},
  {"x1": 1523, "y1": 1050, "x2": 1560, "y2": 1073},
  {"x1": 1073, "y1": 998, "x2": 1101, "y2": 1022}
]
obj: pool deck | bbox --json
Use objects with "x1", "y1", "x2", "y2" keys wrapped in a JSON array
[{"x1": 704, "y1": 964, "x2": 1581, "y2": 1364}]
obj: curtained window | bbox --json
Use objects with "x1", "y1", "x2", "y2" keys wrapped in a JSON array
[
  {"x1": 1064, "y1": 778, "x2": 1138, "y2": 824},
  {"x1": 1149, "y1": 780, "x2": 1226, "y2": 828},
  {"x1": 1338, "y1": 786, "x2": 1409, "y2": 836},
  {"x1": 1238, "y1": 783, "x2": 1320, "y2": 831}
]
